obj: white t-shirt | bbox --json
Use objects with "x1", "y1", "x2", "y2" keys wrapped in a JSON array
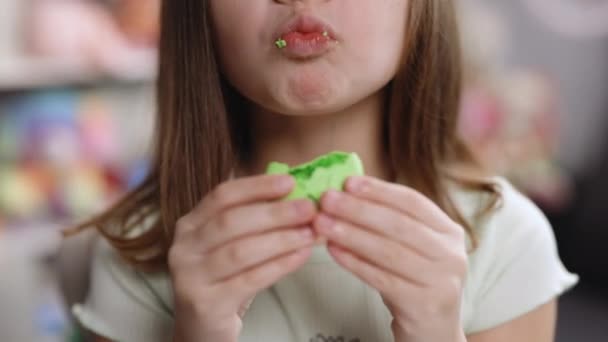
[{"x1": 73, "y1": 177, "x2": 578, "y2": 341}]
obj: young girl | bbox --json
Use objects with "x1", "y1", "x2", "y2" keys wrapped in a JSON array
[{"x1": 70, "y1": 1, "x2": 578, "y2": 341}]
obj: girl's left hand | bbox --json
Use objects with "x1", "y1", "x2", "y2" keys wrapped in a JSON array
[{"x1": 313, "y1": 176, "x2": 468, "y2": 342}]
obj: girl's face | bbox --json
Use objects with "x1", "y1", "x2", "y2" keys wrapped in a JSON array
[{"x1": 211, "y1": 0, "x2": 409, "y2": 116}]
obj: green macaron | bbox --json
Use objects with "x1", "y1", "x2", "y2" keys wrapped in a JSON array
[{"x1": 266, "y1": 151, "x2": 365, "y2": 202}]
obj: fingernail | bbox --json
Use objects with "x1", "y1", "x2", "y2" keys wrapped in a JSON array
[
  {"x1": 295, "y1": 248, "x2": 313, "y2": 258},
  {"x1": 276, "y1": 176, "x2": 294, "y2": 192},
  {"x1": 347, "y1": 176, "x2": 369, "y2": 194},
  {"x1": 316, "y1": 214, "x2": 335, "y2": 231},
  {"x1": 294, "y1": 200, "x2": 313, "y2": 216},
  {"x1": 300, "y1": 228, "x2": 314, "y2": 239},
  {"x1": 323, "y1": 190, "x2": 341, "y2": 206}
]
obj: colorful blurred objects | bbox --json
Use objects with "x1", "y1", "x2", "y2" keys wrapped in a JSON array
[
  {"x1": 0, "y1": 1, "x2": 157, "y2": 340},
  {"x1": 0, "y1": 90, "x2": 150, "y2": 227},
  {"x1": 459, "y1": 71, "x2": 573, "y2": 211},
  {"x1": 112, "y1": 0, "x2": 161, "y2": 46},
  {"x1": 26, "y1": 0, "x2": 158, "y2": 80},
  {"x1": 458, "y1": 2, "x2": 574, "y2": 211}
]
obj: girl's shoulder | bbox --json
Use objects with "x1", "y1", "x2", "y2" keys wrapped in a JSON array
[
  {"x1": 72, "y1": 237, "x2": 174, "y2": 341},
  {"x1": 448, "y1": 175, "x2": 563, "y2": 270},
  {"x1": 449, "y1": 177, "x2": 579, "y2": 333},
  {"x1": 448, "y1": 176, "x2": 549, "y2": 236}
]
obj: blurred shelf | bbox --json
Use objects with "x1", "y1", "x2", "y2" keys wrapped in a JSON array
[{"x1": 0, "y1": 56, "x2": 157, "y2": 91}]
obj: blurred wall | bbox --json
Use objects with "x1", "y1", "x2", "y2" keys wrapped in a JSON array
[{"x1": 467, "y1": 0, "x2": 608, "y2": 176}]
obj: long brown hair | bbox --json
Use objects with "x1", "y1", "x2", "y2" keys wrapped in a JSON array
[{"x1": 67, "y1": 1, "x2": 500, "y2": 271}]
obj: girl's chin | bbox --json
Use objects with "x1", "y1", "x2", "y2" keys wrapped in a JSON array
[
  {"x1": 274, "y1": 107, "x2": 341, "y2": 117},
  {"x1": 283, "y1": 72, "x2": 336, "y2": 105},
  {"x1": 249, "y1": 99, "x2": 345, "y2": 118},
  {"x1": 271, "y1": 95, "x2": 352, "y2": 116}
]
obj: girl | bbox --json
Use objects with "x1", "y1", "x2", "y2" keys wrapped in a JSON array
[{"x1": 70, "y1": 1, "x2": 578, "y2": 341}]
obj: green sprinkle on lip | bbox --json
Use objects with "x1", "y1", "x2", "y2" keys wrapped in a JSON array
[{"x1": 275, "y1": 38, "x2": 287, "y2": 49}]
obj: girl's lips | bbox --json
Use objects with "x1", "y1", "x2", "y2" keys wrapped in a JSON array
[
  {"x1": 275, "y1": 15, "x2": 338, "y2": 59},
  {"x1": 281, "y1": 31, "x2": 334, "y2": 59}
]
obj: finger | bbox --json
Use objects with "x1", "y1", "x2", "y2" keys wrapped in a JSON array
[
  {"x1": 327, "y1": 243, "x2": 418, "y2": 302},
  {"x1": 222, "y1": 247, "x2": 313, "y2": 302},
  {"x1": 185, "y1": 174, "x2": 296, "y2": 229},
  {"x1": 319, "y1": 190, "x2": 442, "y2": 260},
  {"x1": 344, "y1": 176, "x2": 455, "y2": 231},
  {"x1": 204, "y1": 227, "x2": 315, "y2": 281},
  {"x1": 201, "y1": 199, "x2": 316, "y2": 251},
  {"x1": 315, "y1": 215, "x2": 430, "y2": 286}
]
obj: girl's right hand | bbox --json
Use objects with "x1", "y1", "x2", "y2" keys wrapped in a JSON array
[{"x1": 169, "y1": 175, "x2": 317, "y2": 342}]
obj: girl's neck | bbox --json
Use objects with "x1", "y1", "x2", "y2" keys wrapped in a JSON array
[{"x1": 240, "y1": 91, "x2": 394, "y2": 182}]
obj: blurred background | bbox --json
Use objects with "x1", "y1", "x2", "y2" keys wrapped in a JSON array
[{"x1": 0, "y1": 0, "x2": 606, "y2": 341}]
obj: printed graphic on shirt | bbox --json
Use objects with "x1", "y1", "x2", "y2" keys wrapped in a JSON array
[{"x1": 309, "y1": 333, "x2": 361, "y2": 342}]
